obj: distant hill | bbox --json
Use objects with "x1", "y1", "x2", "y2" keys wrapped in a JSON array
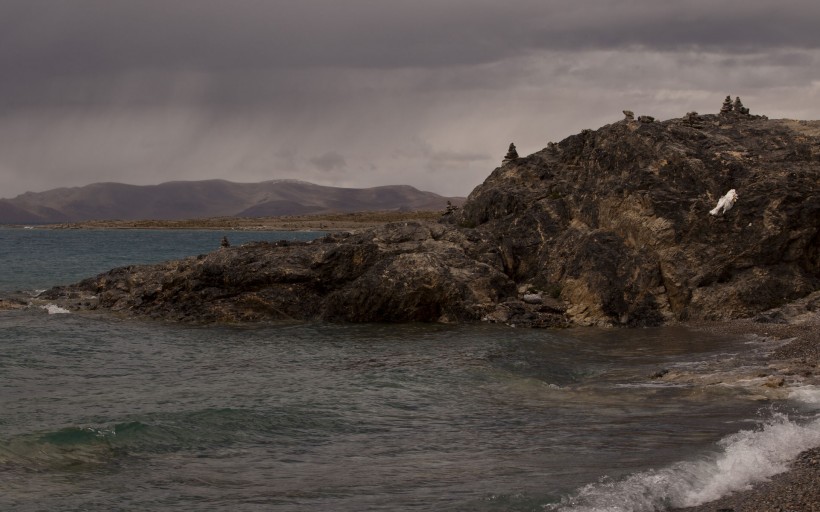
[{"x1": 0, "y1": 180, "x2": 464, "y2": 224}]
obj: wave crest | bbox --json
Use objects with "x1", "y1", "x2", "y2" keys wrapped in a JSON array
[
  {"x1": 548, "y1": 412, "x2": 820, "y2": 511},
  {"x1": 41, "y1": 304, "x2": 70, "y2": 314}
]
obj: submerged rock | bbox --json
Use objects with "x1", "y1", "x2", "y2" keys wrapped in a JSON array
[
  {"x1": 42, "y1": 109, "x2": 820, "y2": 326},
  {"x1": 0, "y1": 299, "x2": 27, "y2": 311}
]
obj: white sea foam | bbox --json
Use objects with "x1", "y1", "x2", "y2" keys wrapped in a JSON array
[
  {"x1": 789, "y1": 385, "x2": 820, "y2": 407},
  {"x1": 548, "y1": 412, "x2": 820, "y2": 511},
  {"x1": 41, "y1": 304, "x2": 70, "y2": 315}
]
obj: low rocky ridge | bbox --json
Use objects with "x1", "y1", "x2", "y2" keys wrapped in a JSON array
[
  {"x1": 37, "y1": 106, "x2": 820, "y2": 326},
  {"x1": 41, "y1": 223, "x2": 513, "y2": 323}
]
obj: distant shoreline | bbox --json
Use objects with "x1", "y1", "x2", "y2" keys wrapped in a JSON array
[{"x1": 5, "y1": 210, "x2": 444, "y2": 232}]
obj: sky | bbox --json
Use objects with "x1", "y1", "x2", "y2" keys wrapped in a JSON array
[{"x1": 2, "y1": 0, "x2": 820, "y2": 199}]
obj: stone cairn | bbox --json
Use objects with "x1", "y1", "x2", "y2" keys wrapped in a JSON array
[
  {"x1": 733, "y1": 96, "x2": 750, "y2": 115},
  {"x1": 443, "y1": 200, "x2": 459, "y2": 216},
  {"x1": 220, "y1": 236, "x2": 231, "y2": 248},
  {"x1": 684, "y1": 111, "x2": 703, "y2": 127},
  {"x1": 720, "y1": 95, "x2": 751, "y2": 115},
  {"x1": 503, "y1": 143, "x2": 519, "y2": 164},
  {"x1": 623, "y1": 110, "x2": 635, "y2": 121},
  {"x1": 547, "y1": 141, "x2": 558, "y2": 154},
  {"x1": 720, "y1": 95, "x2": 733, "y2": 114}
]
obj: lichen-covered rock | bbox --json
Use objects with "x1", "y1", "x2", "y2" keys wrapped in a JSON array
[{"x1": 457, "y1": 113, "x2": 820, "y2": 326}]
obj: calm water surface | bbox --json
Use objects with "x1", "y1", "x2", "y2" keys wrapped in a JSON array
[{"x1": 1, "y1": 228, "x2": 819, "y2": 511}]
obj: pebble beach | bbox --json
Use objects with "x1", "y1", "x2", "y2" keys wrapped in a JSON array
[{"x1": 674, "y1": 304, "x2": 820, "y2": 512}]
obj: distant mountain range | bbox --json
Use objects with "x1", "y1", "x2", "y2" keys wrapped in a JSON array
[{"x1": 0, "y1": 180, "x2": 465, "y2": 224}]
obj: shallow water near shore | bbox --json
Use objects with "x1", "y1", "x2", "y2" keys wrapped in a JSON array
[{"x1": 1, "y1": 228, "x2": 819, "y2": 511}]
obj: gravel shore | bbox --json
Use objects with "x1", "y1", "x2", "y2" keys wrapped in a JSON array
[
  {"x1": 672, "y1": 447, "x2": 820, "y2": 512},
  {"x1": 673, "y1": 299, "x2": 820, "y2": 512}
]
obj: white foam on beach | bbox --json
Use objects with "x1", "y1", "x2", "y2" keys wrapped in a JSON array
[
  {"x1": 41, "y1": 304, "x2": 70, "y2": 315},
  {"x1": 789, "y1": 385, "x2": 820, "y2": 407},
  {"x1": 547, "y1": 412, "x2": 820, "y2": 511}
]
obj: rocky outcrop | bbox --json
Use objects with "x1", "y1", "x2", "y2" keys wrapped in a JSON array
[
  {"x1": 42, "y1": 222, "x2": 520, "y2": 324},
  {"x1": 40, "y1": 107, "x2": 820, "y2": 327},
  {"x1": 457, "y1": 111, "x2": 819, "y2": 325}
]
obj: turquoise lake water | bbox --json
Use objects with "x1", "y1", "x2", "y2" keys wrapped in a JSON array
[{"x1": 1, "y1": 227, "x2": 819, "y2": 511}]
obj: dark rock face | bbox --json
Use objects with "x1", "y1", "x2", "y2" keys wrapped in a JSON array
[
  {"x1": 42, "y1": 223, "x2": 518, "y2": 324},
  {"x1": 42, "y1": 112, "x2": 820, "y2": 327},
  {"x1": 458, "y1": 114, "x2": 819, "y2": 325}
]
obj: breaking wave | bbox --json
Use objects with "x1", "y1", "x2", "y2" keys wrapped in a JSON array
[
  {"x1": 790, "y1": 385, "x2": 820, "y2": 406},
  {"x1": 41, "y1": 304, "x2": 70, "y2": 314},
  {"x1": 548, "y1": 396, "x2": 820, "y2": 511}
]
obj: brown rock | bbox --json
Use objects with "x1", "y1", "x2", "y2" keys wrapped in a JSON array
[
  {"x1": 763, "y1": 376, "x2": 786, "y2": 388},
  {"x1": 457, "y1": 112, "x2": 819, "y2": 327}
]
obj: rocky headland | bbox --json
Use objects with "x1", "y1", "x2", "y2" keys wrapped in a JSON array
[
  {"x1": 7, "y1": 100, "x2": 820, "y2": 512},
  {"x1": 36, "y1": 103, "x2": 819, "y2": 329}
]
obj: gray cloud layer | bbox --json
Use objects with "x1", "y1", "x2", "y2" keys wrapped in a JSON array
[{"x1": 2, "y1": 1, "x2": 820, "y2": 198}]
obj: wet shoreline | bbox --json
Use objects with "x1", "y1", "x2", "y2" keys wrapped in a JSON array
[
  {"x1": 672, "y1": 447, "x2": 820, "y2": 512},
  {"x1": 671, "y1": 313, "x2": 820, "y2": 511}
]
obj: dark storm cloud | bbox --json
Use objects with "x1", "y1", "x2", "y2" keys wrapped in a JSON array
[
  {"x1": 3, "y1": 1, "x2": 820, "y2": 76},
  {"x1": 1, "y1": 0, "x2": 817, "y2": 111},
  {"x1": 1, "y1": 1, "x2": 820, "y2": 198},
  {"x1": 2, "y1": 0, "x2": 819, "y2": 109}
]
